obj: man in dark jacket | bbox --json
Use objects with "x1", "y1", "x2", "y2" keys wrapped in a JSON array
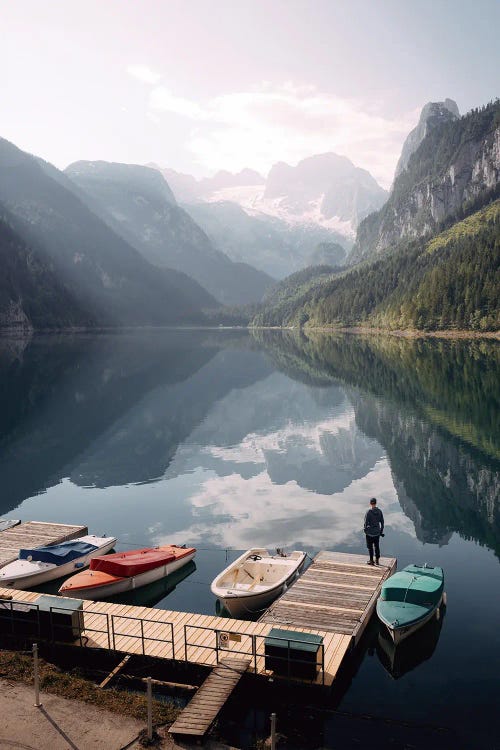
[{"x1": 364, "y1": 497, "x2": 384, "y2": 565}]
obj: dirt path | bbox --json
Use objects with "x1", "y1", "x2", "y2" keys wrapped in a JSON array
[
  {"x1": 0, "y1": 679, "x2": 145, "y2": 750},
  {"x1": 0, "y1": 679, "x2": 241, "y2": 749}
]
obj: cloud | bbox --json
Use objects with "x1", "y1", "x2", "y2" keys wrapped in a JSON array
[
  {"x1": 127, "y1": 64, "x2": 162, "y2": 85},
  {"x1": 147, "y1": 81, "x2": 418, "y2": 187}
]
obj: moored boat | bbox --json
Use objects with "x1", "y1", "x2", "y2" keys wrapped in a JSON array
[
  {"x1": 376, "y1": 563, "x2": 445, "y2": 645},
  {"x1": 59, "y1": 544, "x2": 196, "y2": 598},
  {"x1": 0, "y1": 535, "x2": 117, "y2": 589},
  {"x1": 211, "y1": 548, "x2": 306, "y2": 618}
]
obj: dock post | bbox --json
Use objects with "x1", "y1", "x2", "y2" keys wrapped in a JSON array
[
  {"x1": 270, "y1": 712, "x2": 277, "y2": 750},
  {"x1": 146, "y1": 676, "x2": 153, "y2": 740},
  {"x1": 33, "y1": 643, "x2": 42, "y2": 708}
]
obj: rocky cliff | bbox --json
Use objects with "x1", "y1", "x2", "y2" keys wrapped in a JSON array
[
  {"x1": 394, "y1": 98, "x2": 459, "y2": 180},
  {"x1": 350, "y1": 100, "x2": 500, "y2": 264}
]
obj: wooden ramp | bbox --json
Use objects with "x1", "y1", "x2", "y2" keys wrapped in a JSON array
[
  {"x1": 169, "y1": 657, "x2": 250, "y2": 738},
  {"x1": 0, "y1": 521, "x2": 88, "y2": 567},
  {"x1": 260, "y1": 551, "x2": 396, "y2": 645}
]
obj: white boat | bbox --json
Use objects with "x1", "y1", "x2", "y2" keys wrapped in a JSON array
[
  {"x1": 211, "y1": 548, "x2": 306, "y2": 618},
  {"x1": 0, "y1": 535, "x2": 117, "y2": 589}
]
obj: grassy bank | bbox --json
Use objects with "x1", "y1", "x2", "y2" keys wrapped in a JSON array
[{"x1": 0, "y1": 649, "x2": 180, "y2": 725}]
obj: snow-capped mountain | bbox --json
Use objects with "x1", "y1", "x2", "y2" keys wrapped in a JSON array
[
  {"x1": 153, "y1": 153, "x2": 387, "y2": 239},
  {"x1": 149, "y1": 153, "x2": 387, "y2": 278}
]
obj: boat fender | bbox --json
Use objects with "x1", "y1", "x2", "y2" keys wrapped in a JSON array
[
  {"x1": 27, "y1": 556, "x2": 32, "y2": 562},
  {"x1": 282, "y1": 582, "x2": 287, "y2": 594},
  {"x1": 435, "y1": 607, "x2": 440, "y2": 621},
  {"x1": 442, "y1": 592, "x2": 447, "y2": 606}
]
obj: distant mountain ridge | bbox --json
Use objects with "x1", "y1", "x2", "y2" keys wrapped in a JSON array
[
  {"x1": 0, "y1": 137, "x2": 217, "y2": 329},
  {"x1": 65, "y1": 161, "x2": 274, "y2": 306},
  {"x1": 150, "y1": 152, "x2": 386, "y2": 278},
  {"x1": 183, "y1": 199, "x2": 347, "y2": 279},
  {"x1": 156, "y1": 153, "x2": 387, "y2": 238}
]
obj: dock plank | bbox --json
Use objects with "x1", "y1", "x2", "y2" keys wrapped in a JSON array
[
  {"x1": 169, "y1": 657, "x2": 250, "y2": 738},
  {"x1": 0, "y1": 521, "x2": 88, "y2": 569}
]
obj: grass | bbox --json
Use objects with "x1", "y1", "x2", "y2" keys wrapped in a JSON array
[
  {"x1": 426, "y1": 199, "x2": 500, "y2": 254},
  {"x1": 0, "y1": 649, "x2": 180, "y2": 725}
]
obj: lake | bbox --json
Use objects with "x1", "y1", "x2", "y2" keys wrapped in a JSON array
[{"x1": 0, "y1": 329, "x2": 499, "y2": 749}]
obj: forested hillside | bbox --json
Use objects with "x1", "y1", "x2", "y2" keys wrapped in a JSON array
[
  {"x1": 252, "y1": 200, "x2": 500, "y2": 331},
  {"x1": 0, "y1": 213, "x2": 93, "y2": 330}
]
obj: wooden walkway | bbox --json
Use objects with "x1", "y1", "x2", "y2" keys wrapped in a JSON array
[
  {"x1": 0, "y1": 521, "x2": 88, "y2": 567},
  {"x1": 169, "y1": 657, "x2": 250, "y2": 738},
  {"x1": 0, "y1": 550, "x2": 396, "y2": 689},
  {"x1": 261, "y1": 551, "x2": 397, "y2": 644}
]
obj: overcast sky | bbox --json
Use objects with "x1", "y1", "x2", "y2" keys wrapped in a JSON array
[{"x1": 2, "y1": 0, "x2": 499, "y2": 187}]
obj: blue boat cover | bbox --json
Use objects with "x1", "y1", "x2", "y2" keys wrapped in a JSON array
[{"x1": 19, "y1": 541, "x2": 98, "y2": 565}]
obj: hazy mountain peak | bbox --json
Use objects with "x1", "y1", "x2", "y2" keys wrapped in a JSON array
[
  {"x1": 66, "y1": 160, "x2": 177, "y2": 205},
  {"x1": 394, "y1": 98, "x2": 460, "y2": 179}
]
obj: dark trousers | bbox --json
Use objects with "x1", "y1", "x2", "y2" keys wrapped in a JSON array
[{"x1": 366, "y1": 534, "x2": 380, "y2": 560}]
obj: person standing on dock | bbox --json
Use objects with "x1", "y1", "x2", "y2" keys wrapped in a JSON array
[{"x1": 364, "y1": 497, "x2": 384, "y2": 565}]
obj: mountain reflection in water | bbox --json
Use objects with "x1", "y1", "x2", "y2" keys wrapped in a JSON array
[{"x1": 0, "y1": 329, "x2": 499, "y2": 748}]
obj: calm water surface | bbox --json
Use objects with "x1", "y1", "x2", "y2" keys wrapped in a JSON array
[{"x1": 0, "y1": 330, "x2": 498, "y2": 749}]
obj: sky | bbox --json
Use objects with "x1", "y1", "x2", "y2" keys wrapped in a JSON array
[{"x1": 1, "y1": 0, "x2": 499, "y2": 188}]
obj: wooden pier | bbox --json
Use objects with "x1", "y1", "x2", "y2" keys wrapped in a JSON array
[
  {"x1": 0, "y1": 521, "x2": 88, "y2": 567},
  {"x1": 0, "y1": 550, "x2": 395, "y2": 690},
  {"x1": 261, "y1": 551, "x2": 396, "y2": 644},
  {"x1": 169, "y1": 657, "x2": 250, "y2": 738}
]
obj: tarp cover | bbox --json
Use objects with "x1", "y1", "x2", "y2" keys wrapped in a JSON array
[
  {"x1": 90, "y1": 547, "x2": 177, "y2": 577},
  {"x1": 19, "y1": 541, "x2": 98, "y2": 565}
]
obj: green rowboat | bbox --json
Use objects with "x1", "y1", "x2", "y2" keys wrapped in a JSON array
[{"x1": 376, "y1": 564, "x2": 445, "y2": 645}]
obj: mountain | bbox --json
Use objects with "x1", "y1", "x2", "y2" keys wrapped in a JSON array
[
  {"x1": 0, "y1": 211, "x2": 93, "y2": 331},
  {"x1": 253, "y1": 331, "x2": 500, "y2": 556},
  {"x1": 183, "y1": 199, "x2": 346, "y2": 279},
  {"x1": 307, "y1": 241, "x2": 346, "y2": 267},
  {"x1": 150, "y1": 153, "x2": 385, "y2": 277},
  {"x1": 253, "y1": 199, "x2": 500, "y2": 331},
  {"x1": 150, "y1": 165, "x2": 265, "y2": 203},
  {"x1": 394, "y1": 99, "x2": 460, "y2": 180},
  {"x1": 0, "y1": 137, "x2": 214, "y2": 328},
  {"x1": 66, "y1": 161, "x2": 274, "y2": 306},
  {"x1": 263, "y1": 153, "x2": 388, "y2": 233},
  {"x1": 350, "y1": 100, "x2": 500, "y2": 264}
]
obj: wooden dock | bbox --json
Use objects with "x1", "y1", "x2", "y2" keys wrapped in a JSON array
[
  {"x1": 0, "y1": 521, "x2": 88, "y2": 567},
  {"x1": 169, "y1": 657, "x2": 250, "y2": 738},
  {"x1": 261, "y1": 551, "x2": 396, "y2": 644},
  {"x1": 0, "y1": 550, "x2": 395, "y2": 690}
]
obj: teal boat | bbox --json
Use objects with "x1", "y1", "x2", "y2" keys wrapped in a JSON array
[{"x1": 376, "y1": 564, "x2": 445, "y2": 645}]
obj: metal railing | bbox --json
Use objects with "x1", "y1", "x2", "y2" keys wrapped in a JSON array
[
  {"x1": 0, "y1": 598, "x2": 175, "y2": 659},
  {"x1": 184, "y1": 623, "x2": 326, "y2": 685},
  {"x1": 0, "y1": 598, "x2": 325, "y2": 683}
]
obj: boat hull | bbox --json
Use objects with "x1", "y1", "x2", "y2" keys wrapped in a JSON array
[
  {"x1": 212, "y1": 549, "x2": 306, "y2": 618},
  {"x1": 381, "y1": 596, "x2": 443, "y2": 645},
  {"x1": 0, "y1": 536, "x2": 117, "y2": 589},
  {"x1": 220, "y1": 568, "x2": 302, "y2": 617},
  {"x1": 60, "y1": 550, "x2": 196, "y2": 599}
]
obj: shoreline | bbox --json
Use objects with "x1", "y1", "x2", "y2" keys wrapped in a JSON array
[{"x1": 0, "y1": 324, "x2": 499, "y2": 340}]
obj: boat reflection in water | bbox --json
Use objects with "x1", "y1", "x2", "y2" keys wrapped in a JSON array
[
  {"x1": 376, "y1": 604, "x2": 446, "y2": 679},
  {"x1": 103, "y1": 560, "x2": 197, "y2": 608}
]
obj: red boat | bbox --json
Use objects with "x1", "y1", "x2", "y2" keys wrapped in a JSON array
[{"x1": 59, "y1": 544, "x2": 196, "y2": 599}]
